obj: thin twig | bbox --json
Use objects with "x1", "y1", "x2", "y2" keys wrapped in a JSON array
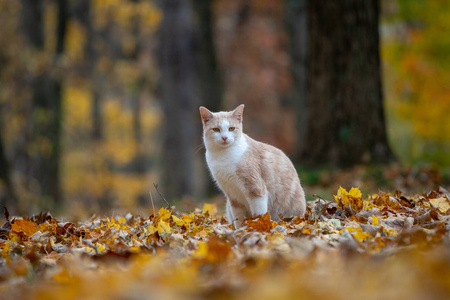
[
  {"x1": 312, "y1": 194, "x2": 328, "y2": 202},
  {"x1": 149, "y1": 191, "x2": 156, "y2": 216},
  {"x1": 153, "y1": 183, "x2": 170, "y2": 207},
  {"x1": 83, "y1": 240, "x2": 98, "y2": 255}
]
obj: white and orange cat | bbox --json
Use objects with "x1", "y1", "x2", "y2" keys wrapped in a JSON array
[{"x1": 200, "y1": 104, "x2": 306, "y2": 228}]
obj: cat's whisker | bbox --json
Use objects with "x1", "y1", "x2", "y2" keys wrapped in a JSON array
[{"x1": 195, "y1": 143, "x2": 205, "y2": 154}]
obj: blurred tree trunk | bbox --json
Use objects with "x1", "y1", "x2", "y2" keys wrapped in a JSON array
[
  {"x1": 21, "y1": 0, "x2": 68, "y2": 209},
  {"x1": 159, "y1": 0, "x2": 221, "y2": 200},
  {"x1": 74, "y1": 0, "x2": 104, "y2": 141},
  {"x1": 159, "y1": 0, "x2": 199, "y2": 199},
  {"x1": 297, "y1": 0, "x2": 393, "y2": 167},
  {"x1": 192, "y1": 0, "x2": 223, "y2": 197},
  {"x1": 285, "y1": 0, "x2": 308, "y2": 161},
  {"x1": 192, "y1": 0, "x2": 222, "y2": 113},
  {"x1": 0, "y1": 124, "x2": 17, "y2": 211}
]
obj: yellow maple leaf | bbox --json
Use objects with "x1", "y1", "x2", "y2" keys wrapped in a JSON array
[
  {"x1": 348, "y1": 187, "x2": 362, "y2": 199},
  {"x1": 146, "y1": 225, "x2": 157, "y2": 234},
  {"x1": 340, "y1": 226, "x2": 370, "y2": 242},
  {"x1": 96, "y1": 243, "x2": 106, "y2": 253},
  {"x1": 1, "y1": 241, "x2": 11, "y2": 258},
  {"x1": 353, "y1": 230, "x2": 370, "y2": 242},
  {"x1": 181, "y1": 213, "x2": 195, "y2": 224},
  {"x1": 430, "y1": 197, "x2": 450, "y2": 213},
  {"x1": 157, "y1": 220, "x2": 171, "y2": 234},
  {"x1": 334, "y1": 186, "x2": 363, "y2": 212},
  {"x1": 372, "y1": 215, "x2": 379, "y2": 226},
  {"x1": 172, "y1": 215, "x2": 186, "y2": 226},
  {"x1": 158, "y1": 207, "x2": 171, "y2": 221},
  {"x1": 202, "y1": 203, "x2": 217, "y2": 217}
]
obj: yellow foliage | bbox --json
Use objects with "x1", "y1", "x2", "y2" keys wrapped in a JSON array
[
  {"x1": 157, "y1": 220, "x2": 171, "y2": 235},
  {"x1": 372, "y1": 215, "x2": 379, "y2": 226},
  {"x1": 182, "y1": 213, "x2": 195, "y2": 224},
  {"x1": 63, "y1": 86, "x2": 92, "y2": 132},
  {"x1": 334, "y1": 186, "x2": 363, "y2": 212},
  {"x1": 65, "y1": 20, "x2": 86, "y2": 63},
  {"x1": 340, "y1": 227, "x2": 370, "y2": 242},
  {"x1": 1, "y1": 241, "x2": 11, "y2": 258},
  {"x1": 382, "y1": 1, "x2": 450, "y2": 164},
  {"x1": 139, "y1": 2, "x2": 163, "y2": 33},
  {"x1": 202, "y1": 203, "x2": 217, "y2": 217},
  {"x1": 172, "y1": 215, "x2": 187, "y2": 227},
  {"x1": 158, "y1": 207, "x2": 172, "y2": 221}
]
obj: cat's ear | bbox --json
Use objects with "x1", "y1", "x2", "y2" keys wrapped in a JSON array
[
  {"x1": 232, "y1": 104, "x2": 245, "y2": 122},
  {"x1": 199, "y1": 106, "x2": 214, "y2": 124}
]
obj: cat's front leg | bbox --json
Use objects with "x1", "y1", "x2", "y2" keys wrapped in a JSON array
[
  {"x1": 225, "y1": 200, "x2": 234, "y2": 223},
  {"x1": 227, "y1": 199, "x2": 247, "y2": 229},
  {"x1": 248, "y1": 192, "x2": 269, "y2": 217}
]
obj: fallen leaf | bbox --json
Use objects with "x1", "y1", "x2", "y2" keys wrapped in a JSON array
[
  {"x1": 246, "y1": 212, "x2": 274, "y2": 232},
  {"x1": 372, "y1": 215, "x2": 379, "y2": 226},
  {"x1": 430, "y1": 197, "x2": 450, "y2": 213},
  {"x1": 335, "y1": 186, "x2": 364, "y2": 212},
  {"x1": 11, "y1": 219, "x2": 39, "y2": 237},
  {"x1": 202, "y1": 203, "x2": 217, "y2": 217}
]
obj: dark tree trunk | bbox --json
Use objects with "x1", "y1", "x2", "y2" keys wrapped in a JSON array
[
  {"x1": 0, "y1": 124, "x2": 17, "y2": 211},
  {"x1": 159, "y1": 0, "x2": 199, "y2": 199},
  {"x1": 21, "y1": 0, "x2": 68, "y2": 209},
  {"x1": 192, "y1": 0, "x2": 223, "y2": 197},
  {"x1": 192, "y1": 0, "x2": 222, "y2": 112},
  {"x1": 29, "y1": 75, "x2": 63, "y2": 208},
  {"x1": 285, "y1": 0, "x2": 308, "y2": 162},
  {"x1": 300, "y1": 0, "x2": 393, "y2": 167},
  {"x1": 21, "y1": 0, "x2": 44, "y2": 48},
  {"x1": 158, "y1": 0, "x2": 222, "y2": 200},
  {"x1": 75, "y1": 0, "x2": 104, "y2": 141}
]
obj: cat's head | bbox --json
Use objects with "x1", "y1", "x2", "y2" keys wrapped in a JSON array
[{"x1": 199, "y1": 104, "x2": 244, "y2": 148}]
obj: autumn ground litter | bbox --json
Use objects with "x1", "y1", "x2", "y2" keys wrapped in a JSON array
[{"x1": 2, "y1": 187, "x2": 450, "y2": 299}]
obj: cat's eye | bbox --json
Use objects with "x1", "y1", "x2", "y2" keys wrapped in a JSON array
[
  {"x1": 229, "y1": 127, "x2": 236, "y2": 132},
  {"x1": 212, "y1": 128, "x2": 220, "y2": 132}
]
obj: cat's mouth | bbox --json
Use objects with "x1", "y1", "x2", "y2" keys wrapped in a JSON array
[{"x1": 219, "y1": 140, "x2": 232, "y2": 146}]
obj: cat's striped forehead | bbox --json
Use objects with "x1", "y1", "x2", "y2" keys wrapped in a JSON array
[{"x1": 204, "y1": 112, "x2": 241, "y2": 129}]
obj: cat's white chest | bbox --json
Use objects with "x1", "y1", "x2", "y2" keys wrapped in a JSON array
[{"x1": 205, "y1": 140, "x2": 248, "y2": 201}]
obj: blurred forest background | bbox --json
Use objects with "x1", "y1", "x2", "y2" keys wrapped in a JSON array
[{"x1": 0, "y1": 0, "x2": 449, "y2": 216}]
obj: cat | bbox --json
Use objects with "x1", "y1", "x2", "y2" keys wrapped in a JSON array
[{"x1": 200, "y1": 104, "x2": 306, "y2": 228}]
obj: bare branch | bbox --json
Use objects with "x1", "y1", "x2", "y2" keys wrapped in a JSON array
[{"x1": 153, "y1": 183, "x2": 170, "y2": 208}]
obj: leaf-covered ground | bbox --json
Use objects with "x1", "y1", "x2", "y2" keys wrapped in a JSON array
[{"x1": 2, "y1": 187, "x2": 450, "y2": 299}]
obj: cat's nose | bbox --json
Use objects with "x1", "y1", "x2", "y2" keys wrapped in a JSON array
[{"x1": 222, "y1": 136, "x2": 228, "y2": 141}]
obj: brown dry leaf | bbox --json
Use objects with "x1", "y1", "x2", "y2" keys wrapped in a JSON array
[
  {"x1": 11, "y1": 219, "x2": 39, "y2": 237},
  {"x1": 245, "y1": 212, "x2": 274, "y2": 232}
]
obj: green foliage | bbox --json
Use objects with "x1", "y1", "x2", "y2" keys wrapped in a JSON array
[{"x1": 382, "y1": 0, "x2": 450, "y2": 166}]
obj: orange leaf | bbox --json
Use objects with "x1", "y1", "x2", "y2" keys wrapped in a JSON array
[
  {"x1": 11, "y1": 219, "x2": 38, "y2": 237},
  {"x1": 194, "y1": 236, "x2": 231, "y2": 264},
  {"x1": 245, "y1": 212, "x2": 274, "y2": 232}
]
